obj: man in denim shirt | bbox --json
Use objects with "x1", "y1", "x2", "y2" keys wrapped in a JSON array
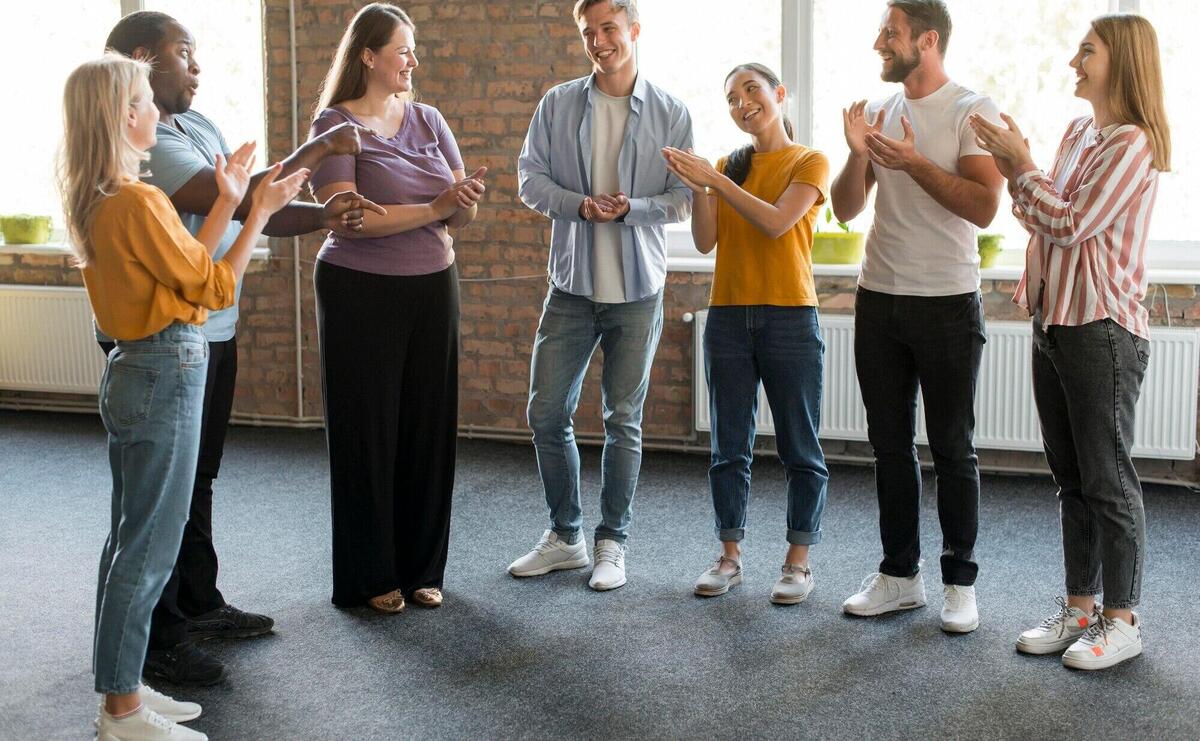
[{"x1": 508, "y1": 0, "x2": 692, "y2": 591}]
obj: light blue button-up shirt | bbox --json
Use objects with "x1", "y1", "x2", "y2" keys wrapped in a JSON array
[{"x1": 517, "y1": 74, "x2": 693, "y2": 302}]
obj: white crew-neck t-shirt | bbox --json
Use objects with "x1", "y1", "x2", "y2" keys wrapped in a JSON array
[
  {"x1": 589, "y1": 88, "x2": 631, "y2": 304},
  {"x1": 858, "y1": 80, "x2": 1001, "y2": 297}
]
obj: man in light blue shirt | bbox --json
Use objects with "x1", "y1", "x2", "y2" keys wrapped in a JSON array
[{"x1": 509, "y1": 0, "x2": 693, "y2": 591}]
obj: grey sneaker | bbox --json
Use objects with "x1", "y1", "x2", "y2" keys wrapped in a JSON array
[
  {"x1": 770, "y1": 563, "x2": 814, "y2": 605},
  {"x1": 694, "y1": 556, "x2": 743, "y2": 597},
  {"x1": 507, "y1": 530, "x2": 589, "y2": 577}
]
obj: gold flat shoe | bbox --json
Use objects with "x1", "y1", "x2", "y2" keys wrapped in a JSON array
[
  {"x1": 411, "y1": 588, "x2": 443, "y2": 608},
  {"x1": 367, "y1": 589, "x2": 406, "y2": 614}
]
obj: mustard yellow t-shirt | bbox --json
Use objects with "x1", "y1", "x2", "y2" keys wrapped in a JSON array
[
  {"x1": 710, "y1": 144, "x2": 830, "y2": 307},
  {"x1": 82, "y1": 181, "x2": 236, "y2": 341}
]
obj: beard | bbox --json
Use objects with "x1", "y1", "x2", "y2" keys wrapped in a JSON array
[{"x1": 880, "y1": 49, "x2": 920, "y2": 83}]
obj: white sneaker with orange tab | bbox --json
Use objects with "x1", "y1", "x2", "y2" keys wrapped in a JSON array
[
  {"x1": 1016, "y1": 597, "x2": 1095, "y2": 654},
  {"x1": 1061, "y1": 611, "x2": 1142, "y2": 670}
]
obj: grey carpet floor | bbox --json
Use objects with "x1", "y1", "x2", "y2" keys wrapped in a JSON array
[{"x1": 1, "y1": 410, "x2": 1198, "y2": 740}]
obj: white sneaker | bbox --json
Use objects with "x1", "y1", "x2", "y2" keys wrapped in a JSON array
[
  {"x1": 940, "y1": 585, "x2": 979, "y2": 633},
  {"x1": 842, "y1": 572, "x2": 926, "y2": 616},
  {"x1": 1062, "y1": 611, "x2": 1142, "y2": 670},
  {"x1": 137, "y1": 685, "x2": 201, "y2": 723},
  {"x1": 588, "y1": 539, "x2": 626, "y2": 591},
  {"x1": 507, "y1": 530, "x2": 589, "y2": 577},
  {"x1": 770, "y1": 563, "x2": 814, "y2": 605},
  {"x1": 96, "y1": 704, "x2": 207, "y2": 740},
  {"x1": 1016, "y1": 597, "x2": 1095, "y2": 655},
  {"x1": 694, "y1": 555, "x2": 743, "y2": 597}
]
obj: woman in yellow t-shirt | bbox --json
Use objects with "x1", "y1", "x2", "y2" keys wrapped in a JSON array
[
  {"x1": 664, "y1": 63, "x2": 830, "y2": 606},
  {"x1": 59, "y1": 54, "x2": 305, "y2": 739}
]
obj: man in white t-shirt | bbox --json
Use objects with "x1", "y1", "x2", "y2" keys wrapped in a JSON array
[{"x1": 830, "y1": 0, "x2": 1003, "y2": 634}]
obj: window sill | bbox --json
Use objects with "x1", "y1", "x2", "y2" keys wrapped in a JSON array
[{"x1": 0, "y1": 242, "x2": 272, "y2": 261}]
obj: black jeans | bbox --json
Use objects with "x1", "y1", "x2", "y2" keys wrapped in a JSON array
[
  {"x1": 1032, "y1": 316, "x2": 1149, "y2": 609},
  {"x1": 854, "y1": 287, "x2": 986, "y2": 586},
  {"x1": 315, "y1": 260, "x2": 460, "y2": 607},
  {"x1": 99, "y1": 336, "x2": 236, "y2": 648}
]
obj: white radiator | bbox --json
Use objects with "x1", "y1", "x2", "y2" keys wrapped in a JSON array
[
  {"x1": 0, "y1": 285, "x2": 105, "y2": 394},
  {"x1": 692, "y1": 311, "x2": 1200, "y2": 461}
]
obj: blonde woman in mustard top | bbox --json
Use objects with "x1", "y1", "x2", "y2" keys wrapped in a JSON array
[
  {"x1": 58, "y1": 54, "x2": 305, "y2": 740},
  {"x1": 664, "y1": 63, "x2": 831, "y2": 605}
]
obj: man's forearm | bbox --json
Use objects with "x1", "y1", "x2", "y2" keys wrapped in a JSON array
[
  {"x1": 907, "y1": 158, "x2": 997, "y2": 228},
  {"x1": 232, "y1": 138, "x2": 332, "y2": 221},
  {"x1": 257, "y1": 202, "x2": 324, "y2": 238}
]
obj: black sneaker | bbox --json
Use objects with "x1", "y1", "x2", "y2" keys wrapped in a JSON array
[
  {"x1": 143, "y1": 641, "x2": 226, "y2": 687},
  {"x1": 187, "y1": 604, "x2": 275, "y2": 640}
]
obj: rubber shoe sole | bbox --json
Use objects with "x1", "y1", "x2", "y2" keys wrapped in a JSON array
[
  {"x1": 941, "y1": 616, "x2": 980, "y2": 633},
  {"x1": 694, "y1": 572, "x2": 742, "y2": 597},
  {"x1": 771, "y1": 584, "x2": 814, "y2": 605},
  {"x1": 1062, "y1": 641, "x2": 1142, "y2": 670},
  {"x1": 589, "y1": 574, "x2": 627, "y2": 591},
  {"x1": 1016, "y1": 635, "x2": 1078, "y2": 655},
  {"x1": 508, "y1": 554, "x2": 590, "y2": 577},
  {"x1": 842, "y1": 595, "x2": 927, "y2": 617}
]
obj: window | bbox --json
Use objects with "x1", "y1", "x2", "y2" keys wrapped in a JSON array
[
  {"x1": 0, "y1": 1, "x2": 265, "y2": 247},
  {"x1": 648, "y1": 0, "x2": 1190, "y2": 269}
]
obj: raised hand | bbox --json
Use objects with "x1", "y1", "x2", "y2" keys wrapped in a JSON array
[
  {"x1": 214, "y1": 141, "x2": 256, "y2": 203},
  {"x1": 452, "y1": 166, "x2": 488, "y2": 209},
  {"x1": 843, "y1": 101, "x2": 882, "y2": 157},
  {"x1": 250, "y1": 163, "x2": 309, "y2": 217},
  {"x1": 865, "y1": 115, "x2": 922, "y2": 172},
  {"x1": 661, "y1": 147, "x2": 722, "y2": 190},
  {"x1": 318, "y1": 122, "x2": 372, "y2": 157},
  {"x1": 322, "y1": 191, "x2": 388, "y2": 235},
  {"x1": 969, "y1": 113, "x2": 1033, "y2": 180}
]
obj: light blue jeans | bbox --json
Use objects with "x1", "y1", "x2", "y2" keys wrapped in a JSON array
[
  {"x1": 527, "y1": 287, "x2": 664, "y2": 544},
  {"x1": 93, "y1": 323, "x2": 208, "y2": 694}
]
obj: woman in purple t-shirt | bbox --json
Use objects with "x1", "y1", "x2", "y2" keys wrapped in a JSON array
[{"x1": 309, "y1": 2, "x2": 486, "y2": 615}]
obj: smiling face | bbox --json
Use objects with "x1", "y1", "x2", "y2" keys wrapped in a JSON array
[
  {"x1": 363, "y1": 22, "x2": 418, "y2": 95},
  {"x1": 577, "y1": 3, "x2": 639, "y2": 78},
  {"x1": 725, "y1": 69, "x2": 786, "y2": 136},
  {"x1": 873, "y1": 7, "x2": 923, "y2": 83},
  {"x1": 1070, "y1": 28, "x2": 1111, "y2": 108},
  {"x1": 145, "y1": 21, "x2": 199, "y2": 116},
  {"x1": 127, "y1": 74, "x2": 160, "y2": 151}
]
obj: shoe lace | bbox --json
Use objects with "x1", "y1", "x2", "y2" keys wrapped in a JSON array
[
  {"x1": 533, "y1": 535, "x2": 560, "y2": 555},
  {"x1": 139, "y1": 684, "x2": 173, "y2": 704},
  {"x1": 595, "y1": 543, "x2": 624, "y2": 567},
  {"x1": 781, "y1": 563, "x2": 810, "y2": 582},
  {"x1": 859, "y1": 572, "x2": 894, "y2": 596},
  {"x1": 144, "y1": 708, "x2": 175, "y2": 731},
  {"x1": 1036, "y1": 596, "x2": 1075, "y2": 636},
  {"x1": 710, "y1": 555, "x2": 740, "y2": 575},
  {"x1": 944, "y1": 585, "x2": 966, "y2": 610},
  {"x1": 1078, "y1": 607, "x2": 1116, "y2": 646}
]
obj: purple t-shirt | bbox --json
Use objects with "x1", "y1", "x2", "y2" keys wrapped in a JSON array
[{"x1": 310, "y1": 102, "x2": 464, "y2": 276}]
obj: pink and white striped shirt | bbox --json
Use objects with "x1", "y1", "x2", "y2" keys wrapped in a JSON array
[{"x1": 1011, "y1": 116, "x2": 1160, "y2": 339}]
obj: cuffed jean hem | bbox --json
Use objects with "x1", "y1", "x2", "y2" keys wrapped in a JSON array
[
  {"x1": 594, "y1": 529, "x2": 628, "y2": 545},
  {"x1": 95, "y1": 681, "x2": 142, "y2": 695},
  {"x1": 551, "y1": 527, "x2": 583, "y2": 545},
  {"x1": 881, "y1": 564, "x2": 921, "y2": 579},
  {"x1": 1100, "y1": 599, "x2": 1140, "y2": 609},
  {"x1": 787, "y1": 529, "x2": 822, "y2": 546},
  {"x1": 1067, "y1": 587, "x2": 1103, "y2": 598},
  {"x1": 717, "y1": 527, "x2": 745, "y2": 543}
]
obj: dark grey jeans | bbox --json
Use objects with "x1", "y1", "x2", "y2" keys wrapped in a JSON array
[{"x1": 1032, "y1": 315, "x2": 1149, "y2": 609}]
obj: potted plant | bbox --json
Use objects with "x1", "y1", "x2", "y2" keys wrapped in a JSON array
[
  {"x1": 976, "y1": 232, "x2": 1004, "y2": 269},
  {"x1": 811, "y1": 206, "x2": 865, "y2": 265},
  {"x1": 0, "y1": 214, "x2": 53, "y2": 245}
]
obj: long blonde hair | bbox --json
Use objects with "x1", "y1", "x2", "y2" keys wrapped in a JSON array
[
  {"x1": 56, "y1": 53, "x2": 152, "y2": 266},
  {"x1": 1092, "y1": 13, "x2": 1171, "y2": 171},
  {"x1": 315, "y1": 3, "x2": 414, "y2": 115}
]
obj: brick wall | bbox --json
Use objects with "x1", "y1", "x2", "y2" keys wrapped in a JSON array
[{"x1": 3, "y1": 0, "x2": 1198, "y2": 486}]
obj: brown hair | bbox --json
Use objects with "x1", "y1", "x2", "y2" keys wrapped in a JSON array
[
  {"x1": 1091, "y1": 13, "x2": 1171, "y2": 171},
  {"x1": 887, "y1": 0, "x2": 951, "y2": 56},
  {"x1": 573, "y1": 0, "x2": 639, "y2": 24},
  {"x1": 315, "y1": 3, "x2": 415, "y2": 114}
]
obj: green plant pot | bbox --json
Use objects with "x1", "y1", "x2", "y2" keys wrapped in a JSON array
[
  {"x1": 977, "y1": 233, "x2": 1004, "y2": 269},
  {"x1": 812, "y1": 232, "x2": 865, "y2": 265},
  {"x1": 1, "y1": 215, "x2": 53, "y2": 245}
]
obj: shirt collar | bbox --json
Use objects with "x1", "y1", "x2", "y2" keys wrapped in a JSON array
[{"x1": 585, "y1": 72, "x2": 647, "y2": 106}]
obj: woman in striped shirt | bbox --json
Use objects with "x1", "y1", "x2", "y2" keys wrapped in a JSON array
[{"x1": 970, "y1": 13, "x2": 1171, "y2": 671}]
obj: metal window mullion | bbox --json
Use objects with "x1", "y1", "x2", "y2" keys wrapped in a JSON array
[
  {"x1": 120, "y1": 0, "x2": 144, "y2": 15},
  {"x1": 782, "y1": 0, "x2": 814, "y2": 146}
]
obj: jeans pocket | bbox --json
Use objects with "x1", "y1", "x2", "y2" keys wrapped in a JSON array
[
  {"x1": 180, "y1": 342, "x2": 208, "y2": 369},
  {"x1": 103, "y1": 362, "x2": 160, "y2": 428}
]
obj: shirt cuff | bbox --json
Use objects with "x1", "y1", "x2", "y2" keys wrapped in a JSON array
[{"x1": 623, "y1": 197, "x2": 650, "y2": 225}]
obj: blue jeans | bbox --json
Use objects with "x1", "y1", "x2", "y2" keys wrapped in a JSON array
[
  {"x1": 705, "y1": 306, "x2": 829, "y2": 545},
  {"x1": 527, "y1": 287, "x2": 664, "y2": 544},
  {"x1": 93, "y1": 323, "x2": 208, "y2": 694}
]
